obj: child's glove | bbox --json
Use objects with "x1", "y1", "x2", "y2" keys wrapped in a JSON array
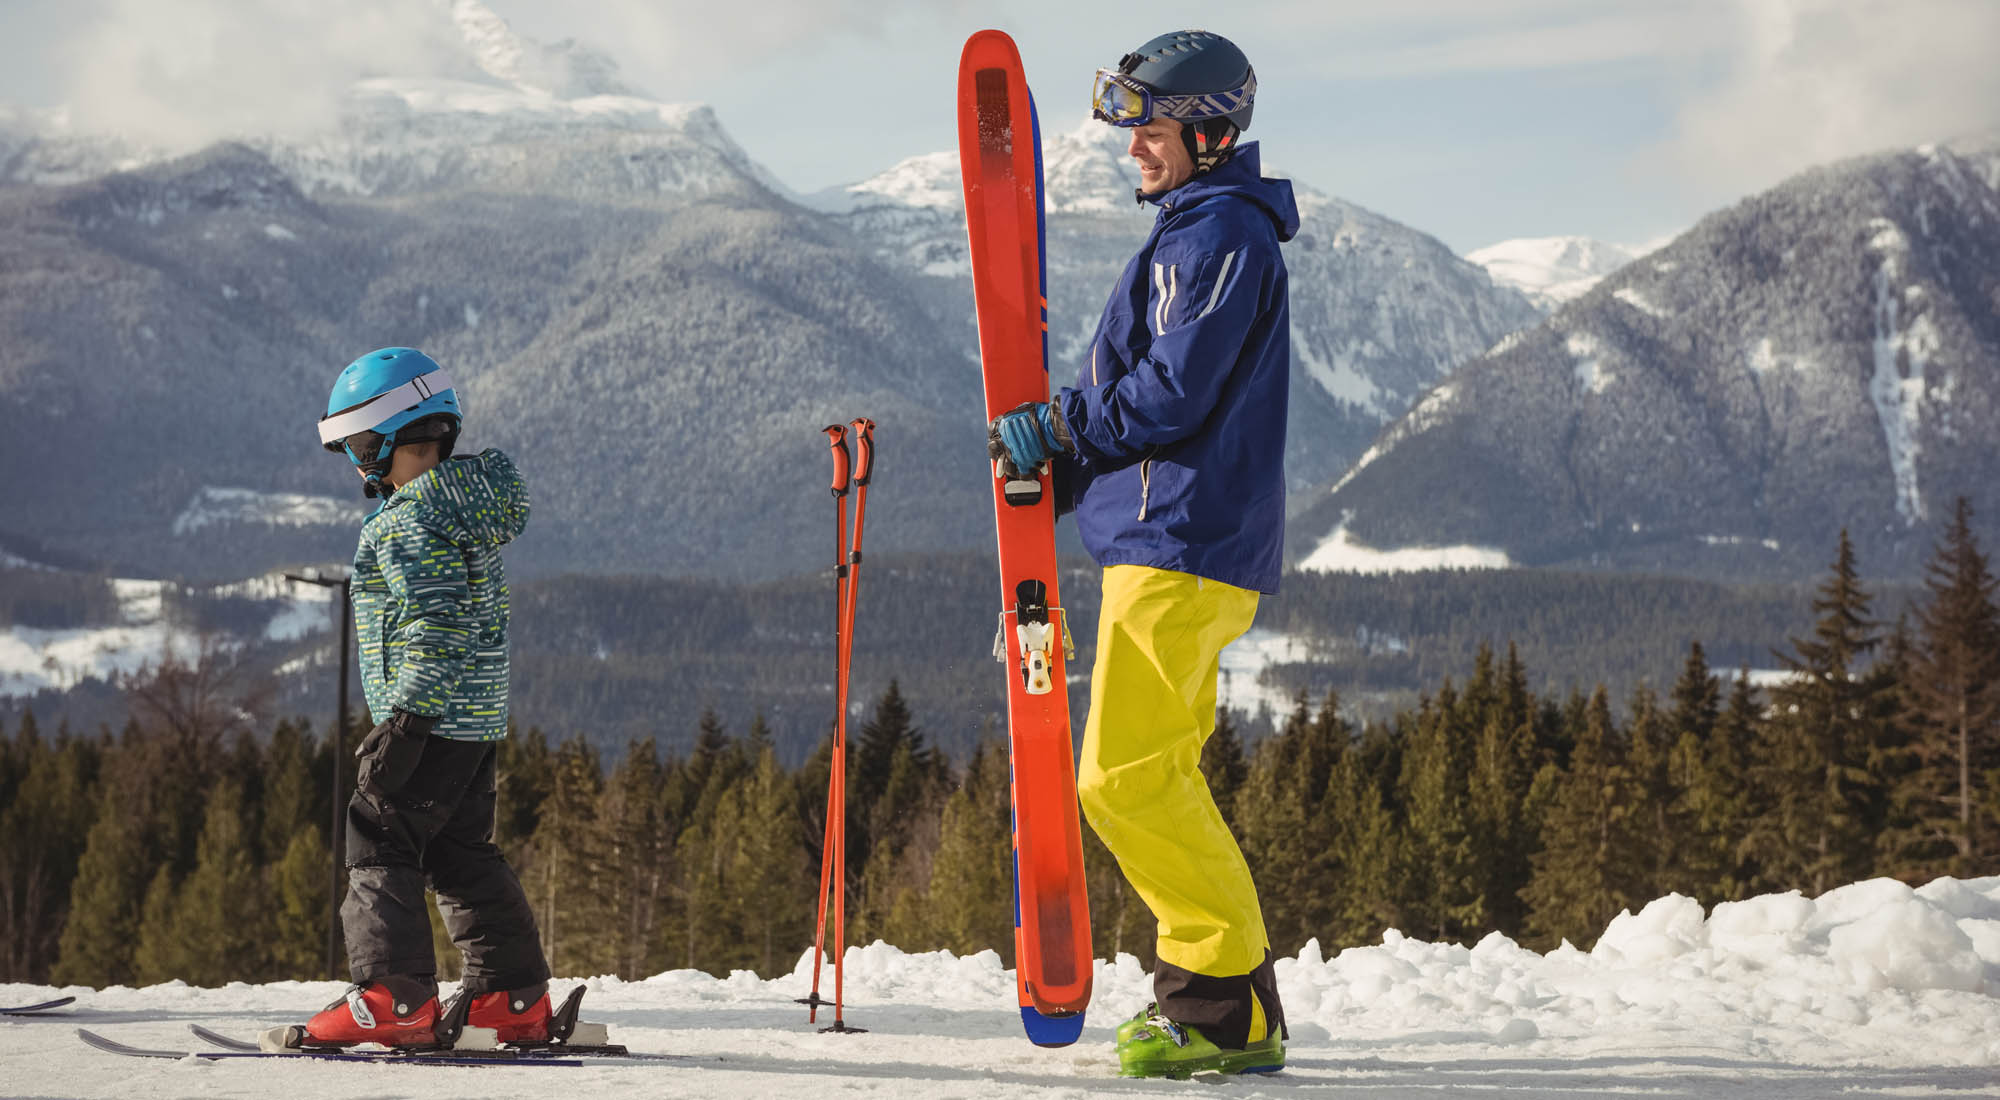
[{"x1": 356, "y1": 709, "x2": 438, "y2": 798}]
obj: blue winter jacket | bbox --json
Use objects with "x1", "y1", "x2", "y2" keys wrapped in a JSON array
[{"x1": 1053, "y1": 143, "x2": 1298, "y2": 594}]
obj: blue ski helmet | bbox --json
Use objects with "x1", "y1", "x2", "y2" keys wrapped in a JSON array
[
  {"x1": 318, "y1": 347, "x2": 461, "y2": 498},
  {"x1": 1092, "y1": 30, "x2": 1255, "y2": 175}
]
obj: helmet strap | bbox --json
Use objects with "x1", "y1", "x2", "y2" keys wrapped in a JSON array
[{"x1": 1186, "y1": 118, "x2": 1241, "y2": 176}]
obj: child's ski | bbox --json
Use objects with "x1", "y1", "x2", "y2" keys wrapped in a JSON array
[{"x1": 955, "y1": 27, "x2": 1093, "y2": 1049}]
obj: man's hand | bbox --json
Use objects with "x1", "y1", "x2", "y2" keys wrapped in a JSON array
[
  {"x1": 355, "y1": 709, "x2": 439, "y2": 799},
  {"x1": 987, "y1": 401, "x2": 1074, "y2": 476}
]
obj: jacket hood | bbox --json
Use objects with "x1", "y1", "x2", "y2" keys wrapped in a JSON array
[
  {"x1": 1148, "y1": 143, "x2": 1300, "y2": 243},
  {"x1": 388, "y1": 448, "x2": 530, "y2": 546}
]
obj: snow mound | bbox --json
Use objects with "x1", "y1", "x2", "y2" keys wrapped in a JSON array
[{"x1": 18, "y1": 877, "x2": 1999, "y2": 1098}]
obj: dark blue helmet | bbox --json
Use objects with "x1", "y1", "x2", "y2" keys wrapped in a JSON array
[{"x1": 1095, "y1": 30, "x2": 1255, "y2": 175}]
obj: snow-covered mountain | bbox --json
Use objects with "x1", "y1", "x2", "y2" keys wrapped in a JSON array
[
  {"x1": 0, "y1": 0, "x2": 779, "y2": 202},
  {"x1": 819, "y1": 118, "x2": 1544, "y2": 499},
  {"x1": 0, "y1": 4, "x2": 1542, "y2": 580},
  {"x1": 11, "y1": 874, "x2": 2000, "y2": 1095},
  {"x1": 1467, "y1": 236, "x2": 1641, "y2": 311},
  {"x1": 1302, "y1": 139, "x2": 2000, "y2": 580}
]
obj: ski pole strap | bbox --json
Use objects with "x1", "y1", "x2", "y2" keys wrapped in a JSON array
[
  {"x1": 848, "y1": 417, "x2": 876, "y2": 487},
  {"x1": 823, "y1": 424, "x2": 851, "y2": 497}
]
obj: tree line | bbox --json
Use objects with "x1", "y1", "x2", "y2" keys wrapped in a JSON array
[{"x1": 3, "y1": 504, "x2": 1994, "y2": 989}]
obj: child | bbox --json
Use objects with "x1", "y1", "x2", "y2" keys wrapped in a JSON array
[{"x1": 301, "y1": 347, "x2": 550, "y2": 1047}]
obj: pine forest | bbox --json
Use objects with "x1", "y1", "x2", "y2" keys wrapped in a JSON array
[{"x1": 5, "y1": 507, "x2": 1998, "y2": 991}]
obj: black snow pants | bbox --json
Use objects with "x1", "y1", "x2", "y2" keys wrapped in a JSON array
[{"x1": 342, "y1": 736, "x2": 549, "y2": 994}]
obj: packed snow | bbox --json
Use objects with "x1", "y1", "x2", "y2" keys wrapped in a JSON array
[
  {"x1": 7, "y1": 875, "x2": 1998, "y2": 1097},
  {"x1": 1300, "y1": 522, "x2": 1514, "y2": 575}
]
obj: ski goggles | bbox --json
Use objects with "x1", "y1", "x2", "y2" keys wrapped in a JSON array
[
  {"x1": 1090, "y1": 68, "x2": 1256, "y2": 128},
  {"x1": 324, "y1": 428, "x2": 389, "y2": 467}
]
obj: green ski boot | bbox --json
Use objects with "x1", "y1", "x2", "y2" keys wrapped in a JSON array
[
  {"x1": 1117, "y1": 1014, "x2": 1285, "y2": 1079},
  {"x1": 1114, "y1": 1002, "x2": 1158, "y2": 1047}
]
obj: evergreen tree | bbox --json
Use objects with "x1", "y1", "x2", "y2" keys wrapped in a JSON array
[
  {"x1": 0, "y1": 723, "x2": 97, "y2": 981},
  {"x1": 269, "y1": 827, "x2": 332, "y2": 980},
  {"x1": 928, "y1": 739, "x2": 1016, "y2": 960},
  {"x1": 52, "y1": 753, "x2": 160, "y2": 987},
  {"x1": 1466, "y1": 649, "x2": 1538, "y2": 939},
  {"x1": 1400, "y1": 682, "x2": 1482, "y2": 941},
  {"x1": 727, "y1": 724, "x2": 812, "y2": 976},
  {"x1": 598, "y1": 738, "x2": 670, "y2": 979},
  {"x1": 130, "y1": 865, "x2": 182, "y2": 985},
  {"x1": 1624, "y1": 685, "x2": 1682, "y2": 895},
  {"x1": 1888, "y1": 498, "x2": 2000, "y2": 877},
  {"x1": 141, "y1": 776, "x2": 271, "y2": 985},
  {"x1": 1201, "y1": 707, "x2": 1249, "y2": 833},
  {"x1": 1664, "y1": 646, "x2": 1741, "y2": 902},
  {"x1": 1323, "y1": 735, "x2": 1403, "y2": 947},
  {"x1": 526, "y1": 737, "x2": 608, "y2": 976},
  {"x1": 1521, "y1": 686, "x2": 1643, "y2": 949},
  {"x1": 1746, "y1": 531, "x2": 1895, "y2": 895}
]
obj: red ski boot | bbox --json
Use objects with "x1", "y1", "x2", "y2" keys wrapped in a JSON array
[
  {"x1": 276, "y1": 976, "x2": 440, "y2": 1050},
  {"x1": 465, "y1": 982, "x2": 552, "y2": 1044}
]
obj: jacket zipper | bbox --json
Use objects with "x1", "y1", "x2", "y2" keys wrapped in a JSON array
[{"x1": 1138, "y1": 457, "x2": 1153, "y2": 521}]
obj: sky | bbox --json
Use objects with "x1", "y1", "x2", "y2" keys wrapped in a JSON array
[{"x1": 2, "y1": 0, "x2": 1997, "y2": 252}]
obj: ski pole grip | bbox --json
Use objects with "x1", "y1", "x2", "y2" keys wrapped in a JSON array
[
  {"x1": 824, "y1": 424, "x2": 851, "y2": 496},
  {"x1": 849, "y1": 418, "x2": 876, "y2": 486}
]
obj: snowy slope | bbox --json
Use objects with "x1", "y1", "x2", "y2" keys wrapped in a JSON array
[
  {"x1": 1467, "y1": 236, "x2": 1640, "y2": 311},
  {"x1": 8, "y1": 875, "x2": 1999, "y2": 1097}
]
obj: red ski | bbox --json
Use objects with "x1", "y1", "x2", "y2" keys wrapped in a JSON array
[{"x1": 956, "y1": 28, "x2": 1092, "y2": 1047}]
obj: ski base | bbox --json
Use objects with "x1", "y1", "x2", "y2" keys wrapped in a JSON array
[
  {"x1": 0, "y1": 996, "x2": 75, "y2": 1016},
  {"x1": 79, "y1": 1027, "x2": 584, "y2": 1066},
  {"x1": 186, "y1": 1022, "x2": 670, "y2": 1061},
  {"x1": 1020, "y1": 1005, "x2": 1086, "y2": 1048}
]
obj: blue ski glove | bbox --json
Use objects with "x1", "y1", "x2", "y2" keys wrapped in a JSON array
[{"x1": 987, "y1": 401, "x2": 1073, "y2": 475}]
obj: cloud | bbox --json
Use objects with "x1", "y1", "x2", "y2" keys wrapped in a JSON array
[
  {"x1": 494, "y1": 0, "x2": 977, "y2": 97},
  {"x1": 1644, "y1": 0, "x2": 2000, "y2": 197},
  {"x1": 1262, "y1": 0, "x2": 1722, "y2": 78},
  {"x1": 47, "y1": 0, "x2": 469, "y2": 149}
]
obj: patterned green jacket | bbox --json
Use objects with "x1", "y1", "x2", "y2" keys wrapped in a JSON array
[{"x1": 351, "y1": 449, "x2": 527, "y2": 741}]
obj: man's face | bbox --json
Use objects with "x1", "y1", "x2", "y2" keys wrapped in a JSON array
[{"x1": 1127, "y1": 117, "x2": 1193, "y2": 194}]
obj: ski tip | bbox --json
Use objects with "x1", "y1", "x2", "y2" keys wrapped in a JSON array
[{"x1": 1020, "y1": 1005, "x2": 1085, "y2": 1048}]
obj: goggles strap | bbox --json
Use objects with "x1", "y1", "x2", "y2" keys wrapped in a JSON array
[{"x1": 318, "y1": 368, "x2": 454, "y2": 446}]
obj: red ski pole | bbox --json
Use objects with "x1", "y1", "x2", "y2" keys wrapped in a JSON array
[
  {"x1": 831, "y1": 418, "x2": 875, "y2": 1032},
  {"x1": 800, "y1": 425, "x2": 850, "y2": 1024}
]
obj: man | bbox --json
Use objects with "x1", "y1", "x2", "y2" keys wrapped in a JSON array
[
  {"x1": 988, "y1": 29, "x2": 1297, "y2": 1079},
  {"x1": 299, "y1": 347, "x2": 551, "y2": 1048}
]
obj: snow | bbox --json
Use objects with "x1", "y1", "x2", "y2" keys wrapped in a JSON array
[
  {"x1": 262, "y1": 223, "x2": 296, "y2": 241},
  {"x1": 1467, "y1": 236, "x2": 1638, "y2": 310},
  {"x1": 9, "y1": 875, "x2": 2000, "y2": 1097},
  {"x1": 1698, "y1": 534, "x2": 1782, "y2": 551},
  {"x1": 1293, "y1": 328, "x2": 1384, "y2": 415},
  {"x1": 0, "y1": 569, "x2": 338, "y2": 694},
  {"x1": 1567, "y1": 331, "x2": 1612, "y2": 394},
  {"x1": 1301, "y1": 520, "x2": 1514, "y2": 575},
  {"x1": 1217, "y1": 628, "x2": 1320, "y2": 718},
  {"x1": 1865, "y1": 220, "x2": 1938, "y2": 526},
  {"x1": 171, "y1": 487, "x2": 359, "y2": 536},
  {"x1": 1613, "y1": 285, "x2": 1667, "y2": 318}
]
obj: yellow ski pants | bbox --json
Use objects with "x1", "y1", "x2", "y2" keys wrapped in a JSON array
[{"x1": 1076, "y1": 564, "x2": 1269, "y2": 983}]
